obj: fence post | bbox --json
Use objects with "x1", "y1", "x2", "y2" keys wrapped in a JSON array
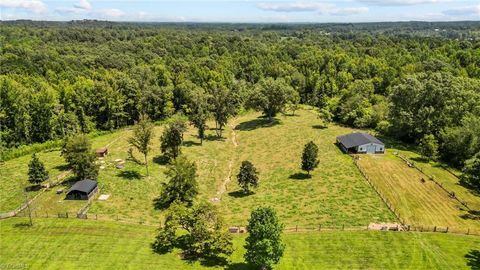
[
  {"x1": 45, "y1": 211, "x2": 48, "y2": 218},
  {"x1": 96, "y1": 214, "x2": 98, "y2": 220},
  {"x1": 467, "y1": 229, "x2": 470, "y2": 235},
  {"x1": 295, "y1": 225, "x2": 298, "y2": 232},
  {"x1": 433, "y1": 226, "x2": 436, "y2": 232},
  {"x1": 66, "y1": 212, "x2": 68, "y2": 218},
  {"x1": 342, "y1": 224, "x2": 345, "y2": 231},
  {"x1": 446, "y1": 227, "x2": 449, "y2": 233}
]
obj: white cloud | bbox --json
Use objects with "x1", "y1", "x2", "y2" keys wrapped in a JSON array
[
  {"x1": 357, "y1": 0, "x2": 446, "y2": 6},
  {"x1": 443, "y1": 5, "x2": 480, "y2": 16},
  {"x1": 0, "y1": 0, "x2": 47, "y2": 13},
  {"x1": 256, "y1": 1, "x2": 368, "y2": 16},
  {"x1": 257, "y1": 2, "x2": 335, "y2": 12},
  {"x1": 74, "y1": 0, "x2": 91, "y2": 10},
  {"x1": 93, "y1": 8, "x2": 125, "y2": 18},
  {"x1": 330, "y1": 7, "x2": 369, "y2": 16}
]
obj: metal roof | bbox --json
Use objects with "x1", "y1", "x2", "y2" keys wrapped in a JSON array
[
  {"x1": 336, "y1": 132, "x2": 384, "y2": 149},
  {"x1": 67, "y1": 179, "x2": 97, "y2": 194}
]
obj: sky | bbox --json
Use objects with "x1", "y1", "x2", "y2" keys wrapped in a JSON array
[{"x1": 0, "y1": 0, "x2": 479, "y2": 23}]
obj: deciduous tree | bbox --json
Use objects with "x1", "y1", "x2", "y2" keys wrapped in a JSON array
[
  {"x1": 237, "y1": 161, "x2": 259, "y2": 194},
  {"x1": 301, "y1": 141, "x2": 319, "y2": 176},
  {"x1": 128, "y1": 114, "x2": 154, "y2": 176},
  {"x1": 62, "y1": 134, "x2": 98, "y2": 180}
]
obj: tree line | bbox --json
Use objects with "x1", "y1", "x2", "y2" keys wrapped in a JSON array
[{"x1": 1, "y1": 22, "x2": 479, "y2": 189}]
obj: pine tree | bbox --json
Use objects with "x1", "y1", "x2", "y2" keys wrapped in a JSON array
[
  {"x1": 28, "y1": 153, "x2": 49, "y2": 185},
  {"x1": 301, "y1": 141, "x2": 319, "y2": 176},
  {"x1": 237, "y1": 161, "x2": 259, "y2": 194}
]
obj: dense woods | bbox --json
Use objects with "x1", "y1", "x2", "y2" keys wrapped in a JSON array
[{"x1": 1, "y1": 21, "x2": 479, "y2": 172}]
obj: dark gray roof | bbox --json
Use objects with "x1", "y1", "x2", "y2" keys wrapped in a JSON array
[
  {"x1": 336, "y1": 132, "x2": 384, "y2": 149},
  {"x1": 67, "y1": 180, "x2": 97, "y2": 194}
]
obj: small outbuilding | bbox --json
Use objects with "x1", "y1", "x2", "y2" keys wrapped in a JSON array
[
  {"x1": 65, "y1": 179, "x2": 98, "y2": 200},
  {"x1": 336, "y1": 132, "x2": 385, "y2": 154},
  {"x1": 96, "y1": 147, "x2": 108, "y2": 157}
]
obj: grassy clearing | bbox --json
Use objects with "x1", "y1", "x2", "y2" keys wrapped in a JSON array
[
  {"x1": 1, "y1": 218, "x2": 478, "y2": 270},
  {"x1": 356, "y1": 151, "x2": 480, "y2": 234},
  {"x1": 2, "y1": 109, "x2": 394, "y2": 226}
]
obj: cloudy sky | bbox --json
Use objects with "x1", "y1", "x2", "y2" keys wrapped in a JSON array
[{"x1": 0, "y1": 0, "x2": 479, "y2": 22}]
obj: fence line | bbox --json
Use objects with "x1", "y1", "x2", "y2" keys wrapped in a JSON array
[
  {"x1": 394, "y1": 153, "x2": 471, "y2": 210},
  {"x1": 12, "y1": 211, "x2": 480, "y2": 236},
  {"x1": 350, "y1": 154, "x2": 406, "y2": 226}
]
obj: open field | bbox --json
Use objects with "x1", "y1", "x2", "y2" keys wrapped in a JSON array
[
  {"x1": 356, "y1": 151, "x2": 480, "y2": 234},
  {"x1": 1, "y1": 109, "x2": 395, "y2": 226},
  {"x1": 1, "y1": 218, "x2": 479, "y2": 270}
]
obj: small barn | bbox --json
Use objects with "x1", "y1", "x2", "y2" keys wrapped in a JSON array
[
  {"x1": 96, "y1": 147, "x2": 108, "y2": 157},
  {"x1": 65, "y1": 180, "x2": 98, "y2": 200},
  {"x1": 336, "y1": 132, "x2": 385, "y2": 154}
]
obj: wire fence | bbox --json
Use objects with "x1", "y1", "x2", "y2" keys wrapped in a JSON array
[
  {"x1": 394, "y1": 153, "x2": 471, "y2": 210},
  {"x1": 14, "y1": 210, "x2": 479, "y2": 236}
]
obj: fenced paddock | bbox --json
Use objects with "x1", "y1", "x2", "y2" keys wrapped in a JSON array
[{"x1": 354, "y1": 152, "x2": 480, "y2": 235}]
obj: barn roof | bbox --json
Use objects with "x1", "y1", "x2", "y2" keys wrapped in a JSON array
[
  {"x1": 336, "y1": 132, "x2": 384, "y2": 149},
  {"x1": 67, "y1": 179, "x2": 97, "y2": 194}
]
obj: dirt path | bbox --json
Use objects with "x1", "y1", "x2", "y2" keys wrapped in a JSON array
[{"x1": 212, "y1": 121, "x2": 238, "y2": 203}]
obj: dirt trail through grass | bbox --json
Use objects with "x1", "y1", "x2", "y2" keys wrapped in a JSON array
[{"x1": 214, "y1": 121, "x2": 239, "y2": 201}]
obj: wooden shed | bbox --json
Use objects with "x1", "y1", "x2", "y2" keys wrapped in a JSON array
[
  {"x1": 65, "y1": 180, "x2": 98, "y2": 200},
  {"x1": 336, "y1": 132, "x2": 385, "y2": 154}
]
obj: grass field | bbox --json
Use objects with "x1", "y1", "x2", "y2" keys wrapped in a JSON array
[
  {"x1": 356, "y1": 151, "x2": 480, "y2": 234},
  {"x1": 1, "y1": 218, "x2": 478, "y2": 270},
  {"x1": 1, "y1": 109, "x2": 395, "y2": 226}
]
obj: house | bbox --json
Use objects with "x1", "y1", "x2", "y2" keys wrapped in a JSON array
[
  {"x1": 65, "y1": 179, "x2": 98, "y2": 200},
  {"x1": 96, "y1": 147, "x2": 108, "y2": 157},
  {"x1": 336, "y1": 132, "x2": 385, "y2": 154}
]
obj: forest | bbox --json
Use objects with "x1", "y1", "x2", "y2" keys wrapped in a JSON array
[{"x1": 0, "y1": 21, "x2": 479, "y2": 178}]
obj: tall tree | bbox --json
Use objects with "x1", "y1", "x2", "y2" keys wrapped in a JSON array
[
  {"x1": 462, "y1": 153, "x2": 480, "y2": 190},
  {"x1": 155, "y1": 156, "x2": 198, "y2": 209},
  {"x1": 301, "y1": 141, "x2": 319, "y2": 176},
  {"x1": 187, "y1": 89, "x2": 210, "y2": 144},
  {"x1": 153, "y1": 202, "x2": 233, "y2": 260},
  {"x1": 128, "y1": 114, "x2": 154, "y2": 176},
  {"x1": 160, "y1": 120, "x2": 187, "y2": 160},
  {"x1": 62, "y1": 134, "x2": 98, "y2": 180},
  {"x1": 245, "y1": 207, "x2": 285, "y2": 270},
  {"x1": 209, "y1": 85, "x2": 240, "y2": 137},
  {"x1": 250, "y1": 77, "x2": 295, "y2": 121},
  {"x1": 418, "y1": 134, "x2": 439, "y2": 161},
  {"x1": 237, "y1": 161, "x2": 259, "y2": 194},
  {"x1": 28, "y1": 153, "x2": 49, "y2": 185}
]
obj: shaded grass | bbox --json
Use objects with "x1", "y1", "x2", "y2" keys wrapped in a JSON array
[{"x1": 0, "y1": 218, "x2": 479, "y2": 270}]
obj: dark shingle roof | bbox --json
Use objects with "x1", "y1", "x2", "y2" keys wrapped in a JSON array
[
  {"x1": 336, "y1": 132, "x2": 384, "y2": 149},
  {"x1": 67, "y1": 179, "x2": 97, "y2": 194}
]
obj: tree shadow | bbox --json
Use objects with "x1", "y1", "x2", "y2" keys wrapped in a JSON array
[
  {"x1": 204, "y1": 134, "x2": 225, "y2": 142},
  {"x1": 312, "y1": 125, "x2": 328, "y2": 130},
  {"x1": 184, "y1": 140, "x2": 202, "y2": 147},
  {"x1": 13, "y1": 222, "x2": 32, "y2": 228},
  {"x1": 375, "y1": 135, "x2": 416, "y2": 151},
  {"x1": 460, "y1": 210, "x2": 480, "y2": 221},
  {"x1": 24, "y1": 185, "x2": 42, "y2": 192},
  {"x1": 117, "y1": 170, "x2": 142, "y2": 180},
  {"x1": 411, "y1": 156, "x2": 430, "y2": 163},
  {"x1": 53, "y1": 164, "x2": 70, "y2": 171},
  {"x1": 228, "y1": 190, "x2": 253, "y2": 198},
  {"x1": 153, "y1": 155, "x2": 170, "y2": 165},
  {"x1": 465, "y1": 250, "x2": 480, "y2": 270},
  {"x1": 235, "y1": 117, "x2": 280, "y2": 131},
  {"x1": 289, "y1": 172, "x2": 311, "y2": 180},
  {"x1": 225, "y1": 262, "x2": 255, "y2": 270}
]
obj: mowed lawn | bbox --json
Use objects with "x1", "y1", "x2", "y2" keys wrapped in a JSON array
[
  {"x1": 1, "y1": 218, "x2": 479, "y2": 270},
  {"x1": 2, "y1": 109, "x2": 395, "y2": 226},
  {"x1": 357, "y1": 152, "x2": 480, "y2": 234}
]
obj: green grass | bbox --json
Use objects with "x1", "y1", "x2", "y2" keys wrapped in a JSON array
[
  {"x1": 1, "y1": 218, "x2": 478, "y2": 270},
  {"x1": 2, "y1": 109, "x2": 395, "y2": 226},
  {"x1": 357, "y1": 151, "x2": 480, "y2": 234}
]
